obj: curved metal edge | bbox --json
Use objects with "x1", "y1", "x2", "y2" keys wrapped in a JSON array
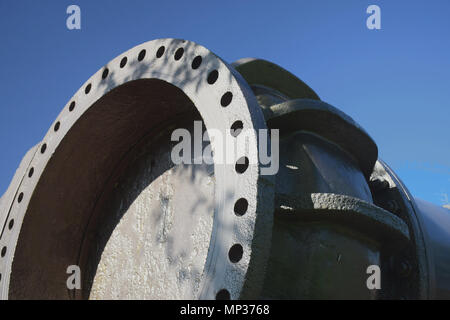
[
  {"x1": 413, "y1": 198, "x2": 450, "y2": 299},
  {"x1": 221, "y1": 60, "x2": 276, "y2": 300},
  {"x1": 375, "y1": 159, "x2": 431, "y2": 299},
  {"x1": 275, "y1": 192, "x2": 410, "y2": 244},
  {"x1": 0, "y1": 38, "x2": 274, "y2": 300},
  {"x1": 232, "y1": 58, "x2": 320, "y2": 101},
  {"x1": 0, "y1": 145, "x2": 39, "y2": 239},
  {"x1": 266, "y1": 99, "x2": 378, "y2": 179}
]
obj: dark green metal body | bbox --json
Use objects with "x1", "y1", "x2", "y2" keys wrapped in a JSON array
[{"x1": 234, "y1": 58, "x2": 450, "y2": 299}]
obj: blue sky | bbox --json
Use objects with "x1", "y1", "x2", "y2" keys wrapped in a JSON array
[{"x1": 0, "y1": 0, "x2": 448, "y2": 205}]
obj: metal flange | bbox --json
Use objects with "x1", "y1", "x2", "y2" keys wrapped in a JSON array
[{"x1": 0, "y1": 39, "x2": 274, "y2": 299}]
